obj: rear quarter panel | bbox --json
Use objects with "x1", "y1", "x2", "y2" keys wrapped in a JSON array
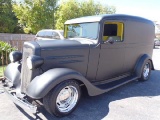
[{"x1": 123, "y1": 21, "x2": 154, "y2": 72}]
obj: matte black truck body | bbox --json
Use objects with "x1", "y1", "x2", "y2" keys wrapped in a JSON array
[{"x1": 3, "y1": 14, "x2": 155, "y2": 116}]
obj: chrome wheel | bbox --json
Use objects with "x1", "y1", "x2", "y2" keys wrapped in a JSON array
[
  {"x1": 56, "y1": 85, "x2": 78, "y2": 113},
  {"x1": 143, "y1": 62, "x2": 150, "y2": 79}
]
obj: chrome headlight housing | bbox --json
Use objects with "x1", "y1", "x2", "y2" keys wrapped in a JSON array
[
  {"x1": 9, "y1": 51, "x2": 22, "y2": 63},
  {"x1": 27, "y1": 55, "x2": 44, "y2": 70},
  {"x1": 27, "y1": 57, "x2": 33, "y2": 70}
]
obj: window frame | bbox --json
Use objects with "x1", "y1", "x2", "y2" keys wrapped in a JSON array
[
  {"x1": 102, "y1": 21, "x2": 124, "y2": 42},
  {"x1": 64, "y1": 22, "x2": 100, "y2": 40}
]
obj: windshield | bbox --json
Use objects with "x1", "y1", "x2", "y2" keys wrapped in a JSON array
[{"x1": 65, "y1": 22, "x2": 99, "y2": 40}]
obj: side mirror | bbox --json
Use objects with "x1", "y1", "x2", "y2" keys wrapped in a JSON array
[
  {"x1": 104, "y1": 37, "x2": 115, "y2": 44},
  {"x1": 108, "y1": 39, "x2": 114, "y2": 44}
]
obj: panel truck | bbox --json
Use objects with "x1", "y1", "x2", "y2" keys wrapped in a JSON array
[{"x1": 2, "y1": 14, "x2": 155, "y2": 117}]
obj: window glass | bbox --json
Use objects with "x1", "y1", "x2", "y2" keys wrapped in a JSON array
[
  {"x1": 65, "y1": 22, "x2": 99, "y2": 40},
  {"x1": 103, "y1": 24, "x2": 117, "y2": 36},
  {"x1": 60, "y1": 31, "x2": 64, "y2": 36},
  {"x1": 52, "y1": 32, "x2": 60, "y2": 39},
  {"x1": 103, "y1": 22, "x2": 124, "y2": 42},
  {"x1": 36, "y1": 31, "x2": 45, "y2": 37},
  {"x1": 45, "y1": 31, "x2": 53, "y2": 38}
]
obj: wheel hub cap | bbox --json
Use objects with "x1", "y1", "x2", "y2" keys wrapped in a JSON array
[
  {"x1": 143, "y1": 63, "x2": 150, "y2": 78},
  {"x1": 56, "y1": 85, "x2": 78, "y2": 113},
  {"x1": 59, "y1": 90, "x2": 70, "y2": 101}
]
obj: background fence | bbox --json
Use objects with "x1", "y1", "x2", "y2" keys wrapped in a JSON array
[
  {"x1": 0, "y1": 33, "x2": 35, "y2": 51},
  {"x1": 0, "y1": 33, "x2": 35, "y2": 41},
  {"x1": 4, "y1": 40, "x2": 32, "y2": 51}
]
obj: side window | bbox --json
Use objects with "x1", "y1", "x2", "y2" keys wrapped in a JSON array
[
  {"x1": 36, "y1": 31, "x2": 45, "y2": 37},
  {"x1": 103, "y1": 22, "x2": 124, "y2": 42},
  {"x1": 45, "y1": 31, "x2": 53, "y2": 38},
  {"x1": 52, "y1": 32, "x2": 60, "y2": 39}
]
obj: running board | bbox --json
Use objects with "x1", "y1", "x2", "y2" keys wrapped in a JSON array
[{"x1": 94, "y1": 75, "x2": 138, "y2": 93}]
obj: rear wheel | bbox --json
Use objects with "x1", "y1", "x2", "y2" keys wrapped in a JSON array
[
  {"x1": 43, "y1": 80, "x2": 81, "y2": 117},
  {"x1": 139, "y1": 60, "x2": 151, "y2": 81}
]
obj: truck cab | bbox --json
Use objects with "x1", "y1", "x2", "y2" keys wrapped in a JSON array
[{"x1": 2, "y1": 14, "x2": 155, "y2": 117}]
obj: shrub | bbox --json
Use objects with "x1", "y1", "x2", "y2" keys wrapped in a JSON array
[{"x1": 0, "y1": 40, "x2": 17, "y2": 66}]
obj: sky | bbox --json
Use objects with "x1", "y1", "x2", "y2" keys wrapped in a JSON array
[{"x1": 96, "y1": 0, "x2": 160, "y2": 23}]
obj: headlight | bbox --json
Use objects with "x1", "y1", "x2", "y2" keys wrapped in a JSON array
[
  {"x1": 27, "y1": 55, "x2": 44, "y2": 70},
  {"x1": 9, "y1": 51, "x2": 22, "y2": 63}
]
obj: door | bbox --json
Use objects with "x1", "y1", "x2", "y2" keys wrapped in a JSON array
[{"x1": 96, "y1": 21, "x2": 125, "y2": 80}]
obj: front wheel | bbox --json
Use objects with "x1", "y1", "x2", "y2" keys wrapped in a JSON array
[
  {"x1": 43, "y1": 80, "x2": 81, "y2": 117},
  {"x1": 139, "y1": 60, "x2": 151, "y2": 81}
]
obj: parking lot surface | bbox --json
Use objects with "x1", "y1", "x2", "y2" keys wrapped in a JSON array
[{"x1": 0, "y1": 49, "x2": 160, "y2": 120}]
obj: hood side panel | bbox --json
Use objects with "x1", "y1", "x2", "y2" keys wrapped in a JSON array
[{"x1": 40, "y1": 44, "x2": 90, "y2": 77}]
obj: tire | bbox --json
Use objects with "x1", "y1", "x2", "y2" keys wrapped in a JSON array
[
  {"x1": 139, "y1": 60, "x2": 151, "y2": 81},
  {"x1": 43, "y1": 80, "x2": 81, "y2": 117}
]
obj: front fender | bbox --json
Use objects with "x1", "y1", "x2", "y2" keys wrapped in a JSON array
[
  {"x1": 26, "y1": 68, "x2": 103, "y2": 99},
  {"x1": 4, "y1": 62, "x2": 21, "y2": 87}
]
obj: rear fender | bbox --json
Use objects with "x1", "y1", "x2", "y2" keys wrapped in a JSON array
[
  {"x1": 26, "y1": 68, "x2": 103, "y2": 99},
  {"x1": 134, "y1": 54, "x2": 154, "y2": 78}
]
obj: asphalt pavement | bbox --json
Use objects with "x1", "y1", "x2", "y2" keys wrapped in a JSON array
[{"x1": 0, "y1": 49, "x2": 160, "y2": 120}]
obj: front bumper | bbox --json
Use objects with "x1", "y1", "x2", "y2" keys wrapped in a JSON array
[{"x1": 3, "y1": 84, "x2": 37, "y2": 113}]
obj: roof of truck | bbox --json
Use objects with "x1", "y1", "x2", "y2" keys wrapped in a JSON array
[{"x1": 65, "y1": 14, "x2": 154, "y2": 26}]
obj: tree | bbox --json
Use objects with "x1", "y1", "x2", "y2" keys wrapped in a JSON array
[
  {"x1": 80, "y1": 0, "x2": 116, "y2": 15},
  {"x1": 13, "y1": 0, "x2": 58, "y2": 34},
  {"x1": 55, "y1": 0, "x2": 116, "y2": 29},
  {"x1": 55, "y1": 0, "x2": 81, "y2": 29},
  {"x1": 0, "y1": 0, "x2": 18, "y2": 33}
]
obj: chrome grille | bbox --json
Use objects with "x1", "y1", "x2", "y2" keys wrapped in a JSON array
[{"x1": 21, "y1": 47, "x2": 33, "y2": 93}]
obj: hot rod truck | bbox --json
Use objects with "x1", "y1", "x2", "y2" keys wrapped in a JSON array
[{"x1": 2, "y1": 14, "x2": 154, "y2": 117}]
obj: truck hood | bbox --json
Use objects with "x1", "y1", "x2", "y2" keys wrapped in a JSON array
[
  {"x1": 34, "y1": 38, "x2": 91, "y2": 77},
  {"x1": 36, "y1": 38, "x2": 96, "y2": 49}
]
